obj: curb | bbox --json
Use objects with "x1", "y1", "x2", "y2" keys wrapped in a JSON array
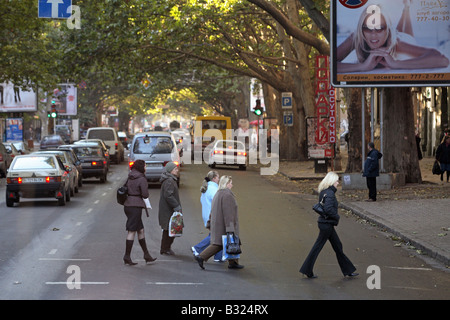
[{"x1": 339, "y1": 202, "x2": 450, "y2": 267}]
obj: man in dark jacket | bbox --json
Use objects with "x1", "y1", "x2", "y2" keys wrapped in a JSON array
[
  {"x1": 158, "y1": 162, "x2": 181, "y2": 255},
  {"x1": 363, "y1": 142, "x2": 383, "y2": 201}
]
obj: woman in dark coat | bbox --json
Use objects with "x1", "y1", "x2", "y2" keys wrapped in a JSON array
[
  {"x1": 158, "y1": 162, "x2": 182, "y2": 255},
  {"x1": 299, "y1": 172, "x2": 357, "y2": 278},
  {"x1": 436, "y1": 135, "x2": 450, "y2": 182},
  {"x1": 195, "y1": 175, "x2": 243, "y2": 270},
  {"x1": 123, "y1": 159, "x2": 156, "y2": 265}
]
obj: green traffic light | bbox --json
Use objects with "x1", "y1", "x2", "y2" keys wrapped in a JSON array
[
  {"x1": 254, "y1": 109, "x2": 262, "y2": 116},
  {"x1": 51, "y1": 112, "x2": 57, "y2": 118}
]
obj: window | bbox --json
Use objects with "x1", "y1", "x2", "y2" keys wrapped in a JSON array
[
  {"x1": 88, "y1": 129, "x2": 115, "y2": 141},
  {"x1": 133, "y1": 136, "x2": 173, "y2": 154},
  {"x1": 12, "y1": 156, "x2": 56, "y2": 170}
]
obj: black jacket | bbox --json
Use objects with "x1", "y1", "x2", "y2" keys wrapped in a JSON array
[
  {"x1": 436, "y1": 142, "x2": 450, "y2": 164},
  {"x1": 363, "y1": 148, "x2": 382, "y2": 178},
  {"x1": 318, "y1": 186, "x2": 339, "y2": 226}
]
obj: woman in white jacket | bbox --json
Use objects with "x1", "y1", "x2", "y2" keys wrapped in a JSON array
[{"x1": 191, "y1": 171, "x2": 223, "y2": 261}]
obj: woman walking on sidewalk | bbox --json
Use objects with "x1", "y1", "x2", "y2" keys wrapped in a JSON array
[
  {"x1": 299, "y1": 172, "x2": 357, "y2": 278},
  {"x1": 123, "y1": 160, "x2": 156, "y2": 265},
  {"x1": 436, "y1": 135, "x2": 450, "y2": 182}
]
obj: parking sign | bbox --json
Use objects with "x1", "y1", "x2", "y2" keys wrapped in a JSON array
[
  {"x1": 281, "y1": 92, "x2": 292, "y2": 109},
  {"x1": 38, "y1": 0, "x2": 72, "y2": 19}
]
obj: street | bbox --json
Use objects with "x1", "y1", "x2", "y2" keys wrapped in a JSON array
[{"x1": 0, "y1": 160, "x2": 449, "y2": 302}]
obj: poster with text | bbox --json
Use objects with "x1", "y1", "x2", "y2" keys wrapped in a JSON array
[{"x1": 331, "y1": 0, "x2": 450, "y2": 87}]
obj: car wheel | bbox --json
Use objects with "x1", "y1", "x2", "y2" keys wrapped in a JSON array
[
  {"x1": 6, "y1": 193, "x2": 14, "y2": 207},
  {"x1": 66, "y1": 187, "x2": 71, "y2": 202},
  {"x1": 58, "y1": 192, "x2": 66, "y2": 206}
]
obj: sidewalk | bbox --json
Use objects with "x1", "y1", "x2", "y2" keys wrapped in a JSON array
[{"x1": 277, "y1": 156, "x2": 450, "y2": 267}]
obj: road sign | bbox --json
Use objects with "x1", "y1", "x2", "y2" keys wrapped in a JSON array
[
  {"x1": 283, "y1": 111, "x2": 293, "y2": 127},
  {"x1": 281, "y1": 92, "x2": 292, "y2": 109},
  {"x1": 38, "y1": 0, "x2": 72, "y2": 19}
]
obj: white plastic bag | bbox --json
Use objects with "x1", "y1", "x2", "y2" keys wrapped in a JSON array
[{"x1": 169, "y1": 211, "x2": 183, "y2": 237}]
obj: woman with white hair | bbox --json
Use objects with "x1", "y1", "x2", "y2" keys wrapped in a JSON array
[{"x1": 299, "y1": 172, "x2": 358, "y2": 278}]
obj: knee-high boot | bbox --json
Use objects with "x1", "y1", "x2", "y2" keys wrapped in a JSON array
[
  {"x1": 124, "y1": 240, "x2": 137, "y2": 265},
  {"x1": 139, "y1": 238, "x2": 156, "y2": 263}
]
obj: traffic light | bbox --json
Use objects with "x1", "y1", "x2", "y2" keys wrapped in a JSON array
[
  {"x1": 253, "y1": 99, "x2": 263, "y2": 116},
  {"x1": 48, "y1": 104, "x2": 58, "y2": 118}
]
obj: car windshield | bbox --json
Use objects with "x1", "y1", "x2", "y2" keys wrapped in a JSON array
[
  {"x1": 133, "y1": 136, "x2": 173, "y2": 154},
  {"x1": 217, "y1": 141, "x2": 245, "y2": 150},
  {"x1": 201, "y1": 120, "x2": 227, "y2": 129},
  {"x1": 73, "y1": 147, "x2": 102, "y2": 157},
  {"x1": 88, "y1": 130, "x2": 115, "y2": 140},
  {"x1": 12, "y1": 156, "x2": 56, "y2": 169}
]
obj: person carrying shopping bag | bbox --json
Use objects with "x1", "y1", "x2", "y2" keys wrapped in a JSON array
[
  {"x1": 194, "y1": 175, "x2": 243, "y2": 270},
  {"x1": 123, "y1": 159, "x2": 156, "y2": 265},
  {"x1": 158, "y1": 162, "x2": 182, "y2": 255},
  {"x1": 299, "y1": 172, "x2": 358, "y2": 278}
]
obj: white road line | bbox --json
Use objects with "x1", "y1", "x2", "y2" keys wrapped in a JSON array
[
  {"x1": 385, "y1": 266, "x2": 432, "y2": 271},
  {"x1": 39, "y1": 258, "x2": 91, "y2": 261},
  {"x1": 146, "y1": 282, "x2": 204, "y2": 285},
  {"x1": 48, "y1": 249, "x2": 58, "y2": 255},
  {"x1": 102, "y1": 192, "x2": 107, "y2": 196},
  {"x1": 75, "y1": 222, "x2": 82, "y2": 226},
  {"x1": 94, "y1": 200, "x2": 99, "y2": 204},
  {"x1": 46, "y1": 282, "x2": 109, "y2": 285},
  {"x1": 86, "y1": 208, "x2": 93, "y2": 213},
  {"x1": 64, "y1": 234, "x2": 72, "y2": 240}
]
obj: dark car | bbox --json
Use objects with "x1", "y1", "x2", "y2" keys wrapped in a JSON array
[
  {"x1": 40, "y1": 135, "x2": 65, "y2": 150},
  {"x1": 70, "y1": 144, "x2": 108, "y2": 183}
]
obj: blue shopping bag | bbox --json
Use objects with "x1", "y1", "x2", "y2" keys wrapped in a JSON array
[{"x1": 222, "y1": 234, "x2": 240, "y2": 260}]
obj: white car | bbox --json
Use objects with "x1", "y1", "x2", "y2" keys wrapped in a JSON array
[{"x1": 208, "y1": 140, "x2": 247, "y2": 170}]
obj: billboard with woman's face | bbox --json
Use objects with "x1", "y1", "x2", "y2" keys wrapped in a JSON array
[{"x1": 331, "y1": 0, "x2": 450, "y2": 87}]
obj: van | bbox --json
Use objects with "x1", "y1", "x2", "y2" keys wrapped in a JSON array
[
  {"x1": 86, "y1": 127, "x2": 124, "y2": 164},
  {"x1": 128, "y1": 132, "x2": 181, "y2": 186},
  {"x1": 192, "y1": 115, "x2": 232, "y2": 158}
]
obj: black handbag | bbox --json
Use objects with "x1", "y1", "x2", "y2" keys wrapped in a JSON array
[
  {"x1": 116, "y1": 179, "x2": 129, "y2": 205},
  {"x1": 312, "y1": 194, "x2": 326, "y2": 217},
  {"x1": 432, "y1": 160, "x2": 442, "y2": 175},
  {"x1": 226, "y1": 233, "x2": 242, "y2": 255}
]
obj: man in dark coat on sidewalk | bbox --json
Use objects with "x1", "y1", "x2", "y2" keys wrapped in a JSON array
[{"x1": 363, "y1": 142, "x2": 383, "y2": 201}]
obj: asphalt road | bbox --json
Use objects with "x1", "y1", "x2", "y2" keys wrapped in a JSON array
[{"x1": 0, "y1": 160, "x2": 449, "y2": 302}]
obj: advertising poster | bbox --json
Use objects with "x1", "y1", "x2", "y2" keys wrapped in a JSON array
[
  {"x1": 53, "y1": 84, "x2": 77, "y2": 115},
  {"x1": 0, "y1": 83, "x2": 37, "y2": 112},
  {"x1": 331, "y1": 0, "x2": 450, "y2": 87},
  {"x1": 5, "y1": 118, "x2": 23, "y2": 141}
]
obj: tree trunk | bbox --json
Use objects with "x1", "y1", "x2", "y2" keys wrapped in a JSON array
[
  {"x1": 382, "y1": 88, "x2": 422, "y2": 183},
  {"x1": 345, "y1": 88, "x2": 363, "y2": 173}
]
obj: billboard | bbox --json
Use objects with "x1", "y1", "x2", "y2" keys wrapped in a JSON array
[
  {"x1": 52, "y1": 84, "x2": 77, "y2": 115},
  {"x1": 331, "y1": 0, "x2": 450, "y2": 87},
  {"x1": 0, "y1": 83, "x2": 37, "y2": 112}
]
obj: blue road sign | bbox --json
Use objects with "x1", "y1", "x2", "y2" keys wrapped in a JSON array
[
  {"x1": 281, "y1": 92, "x2": 292, "y2": 109},
  {"x1": 283, "y1": 111, "x2": 293, "y2": 126},
  {"x1": 38, "y1": 0, "x2": 72, "y2": 19}
]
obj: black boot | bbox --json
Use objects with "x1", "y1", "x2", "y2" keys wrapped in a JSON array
[
  {"x1": 124, "y1": 240, "x2": 137, "y2": 265},
  {"x1": 139, "y1": 238, "x2": 156, "y2": 263}
]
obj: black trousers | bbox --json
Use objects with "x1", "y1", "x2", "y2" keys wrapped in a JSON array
[
  {"x1": 366, "y1": 177, "x2": 377, "y2": 200},
  {"x1": 300, "y1": 223, "x2": 356, "y2": 276},
  {"x1": 160, "y1": 229, "x2": 175, "y2": 252}
]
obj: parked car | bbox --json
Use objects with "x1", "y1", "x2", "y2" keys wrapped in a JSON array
[
  {"x1": 0, "y1": 142, "x2": 13, "y2": 178},
  {"x1": 208, "y1": 140, "x2": 247, "y2": 170},
  {"x1": 3, "y1": 142, "x2": 21, "y2": 159},
  {"x1": 86, "y1": 127, "x2": 124, "y2": 164},
  {"x1": 69, "y1": 143, "x2": 108, "y2": 183},
  {"x1": 74, "y1": 139, "x2": 110, "y2": 168},
  {"x1": 40, "y1": 135, "x2": 65, "y2": 150},
  {"x1": 117, "y1": 131, "x2": 129, "y2": 150},
  {"x1": 6, "y1": 154, "x2": 71, "y2": 206},
  {"x1": 129, "y1": 132, "x2": 181, "y2": 186},
  {"x1": 33, "y1": 150, "x2": 80, "y2": 196},
  {"x1": 10, "y1": 141, "x2": 33, "y2": 154}
]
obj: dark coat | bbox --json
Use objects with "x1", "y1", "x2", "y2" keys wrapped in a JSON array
[
  {"x1": 363, "y1": 148, "x2": 383, "y2": 178},
  {"x1": 436, "y1": 142, "x2": 450, "y2": 164},
  {"x1": 158, "y1": 172, "x2": 181, "y2": 230},
  {"x1": 209, "y1": 188, "x2": 239, "y2": 245},
  {"x1": 318, "y1": 186, "x2": 339, "y2": 226},
  {"x1": 124, "y1": 169, "x2": 149, "y2": 208}
]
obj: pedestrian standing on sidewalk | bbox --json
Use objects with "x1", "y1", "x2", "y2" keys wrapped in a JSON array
[
  {"x1": 362, "y1": 142, "x2": 383, "y2": 202},
  {"x1": 158, "y1": 162, "x2": 182, "y2": 255},
  {"x1": 195, "y1": 175, "x2": 243, "y2": 270},
  {"x1": 299, "y1": 172, "x2": 358, "y2": 279},
  {"x1": 123, "y1": 159, "x2": 156, "y2": 265},
  {"x1": 191, "y1": 171, "x2": 224, "y2": 261},
  {"x1": 436, "y1": 135, "x2": 450, "y2": 182}
]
